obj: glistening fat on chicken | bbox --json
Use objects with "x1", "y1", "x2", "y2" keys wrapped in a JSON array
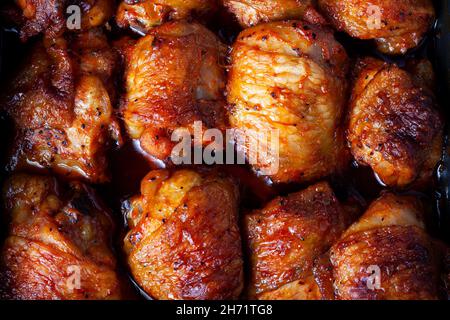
[
  {"x1": 315, "y1": 193, "x2": 448, "y2": 300},
  {"x1": 1, "y1": 29, "x2": 122, "y2": 183},
  {"x1": 347, "y1": 57, "x2": 443, "y2": 188},
  {"x1": 123, "y1": 169, "x2": 243, "y2": 300},
  {"x1": 8, "y1": 0, "x2": 115, "y2": 41},
  {"x1": 222, "y1": 0, "x2": 316, "y2": 27},
  {"x1": 245, "y1": 182, "x2": 354, "y2": 300},
  {"x1": 116, "y1": 0, "x2": 217, "y2": 34},
  {"x1": 0, "y1": 173, "x2": 126, "y2": 300},
  {"x1": 121, "y1": 21, "x2": 227, "y2": 162},
  {"x1": 227, "y1": 20, "x2": 350, "y2": 184},
  {"x1": 318, "y1": 0, "x2": 436, "y2": 55}
]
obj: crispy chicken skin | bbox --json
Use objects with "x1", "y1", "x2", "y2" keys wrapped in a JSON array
[
  {"x1": 122, "y1": 21, "x2": 227, "y2": 161},
  {"x1": 227, "y1": 21, "x2": 350, "y2": 184},
  {"x1": 318, "y1": 0, "x2": 435, "y2": 55},
  {"x1": 0, "y1": 173, "x2": 123, "y2": 300},
  {"x1": 245, "y1": 182, "x2": 351, "y2": 300},
  {"x1": 12, "y1": 0, "x2": 115, "y2": 41},
  {"x1": 1, "y1": 29, "x2": 121, "y2": 183},
  {"x1": 116, "y1": 0, "x2": 216, "y2": 34},
  {"x1": 123, "y1": 169, "x2": 243, "y2": 300},
  {"x1": 222, "y1": 0, "x2": 314, "y2": 27},
  {"x1": 348, "y1": 57, "x2": 443, "y2": 188},
  {"x1": 325, "y1": 193, "x2": 442, "y2": 300}
]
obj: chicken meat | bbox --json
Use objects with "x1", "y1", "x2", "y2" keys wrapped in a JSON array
[
  {"x1": 9, "y1": 0, "x2": 115, "y2": 41},
  {"x1": 245, "y1": 181, "x2": 352, "y2": 299},
  {"x1": 116, "y1": 0, "x2": 217, "y2": 34},
  {"x1": 121, "y1": 21, "x2": 227, "y2": 162},
  {"x1": 317, "y1": 193, "x2": 446, "y2": 300},
  {"x1": 227, "y1": 20, "x2": 350, "y2": 184},
  {"x1": 222, "y1": 0, "x2": 316, "y2": 28},
  {"x1": 318, "y1": 0, "x2": 435, "y2": 55},
  {"x1": 123, "y1": 168, "x2": 243, "y2": 300},
  {"x1": 1, "y1": 29, "x2": 121, "y2": 183},
  {"x1": 347, "y1": 57, "x2": 443, "y2": 188},
  {"x1": 0, "y1": 173, "x2": 125, "y2": 300}
]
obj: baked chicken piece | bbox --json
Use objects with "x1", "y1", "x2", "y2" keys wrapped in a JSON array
[
  {"x1": 121, "y1": 21, "x2": 227, "y2": 162},
  {"x1": 321, "y1": 193, "x2": 444, "y2": 300},
  {"x1": 116, "y1": 0, "x2": 216, "y2": 34},
  {"x1": 123, "y1": 169, "x2": 243, "y2": 300},
  {"x1": 227, "y1": 21, "x2": 350, "y2": 184},
  {"x1": 9, "y1": 0, "x2": 115, "y2": 41},
  {"x1": 245, "y1": 182, "x2": 351, "y2": 300},
  {"x1": 348, "y1": 57, "x2": 443, "y2": 188},
  {"x1": 0, "y1": 173, "x2": 124, "y2": 300},
  {"x1": 2, "y1": 29, "x2": 121, "y2": 183},
  {"x1": 222, "y1": 0, "x2": 315, "y2": 27},
  {"x1": 318, "y1": 0, "x2": 435, "y2": 55}
]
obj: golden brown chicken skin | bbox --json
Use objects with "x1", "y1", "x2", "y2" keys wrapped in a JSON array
[
  {"x1": 318, "y1": 0, "x2": 435, "y2": 55},
  {"x1": 245, "y1": 182, "x2": 352, "y2": 300},
  {"x1": 227, "y1": 21, "x2": 350, "y2": 184},
  {"x1": 0, "y1": 173, "x2": 124, "y2": 300},
  {"x1": 222, "y1": 0, "x2": 315, "y2": 27},
  {"x1": 121, "y1": 21, "x2": 227, "y2": 162},
  {"x1": 116, "y1": 0, "x2": 216, "y2": 34},
  {"x1": 348, "y1": 57, "x2": 443, "y2": 189},
  {"x1": 123, "y1": 169, "x2": 243, "y2": 300},
  {"x1": 2, "y1": 29, "x2": 121, "y2": 183},
  {"x1": 11, "y1": 0, "x2": 115, "y2": 41},
  {"x1": 324, "y1": 193, "x2": 443, "y2": 300}
]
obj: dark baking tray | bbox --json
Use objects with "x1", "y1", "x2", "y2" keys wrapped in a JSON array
[
  {"x1": 0, "y1": 0, "x2": 449, "y2": 300},
  {"x1": 433, "y1": 0, "x2": 450, "y2": 242}
]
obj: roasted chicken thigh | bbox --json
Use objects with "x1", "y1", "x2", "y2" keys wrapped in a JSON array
[
  {"x1": 222, "y1": 0, "x2": 315, "y2": 27},
  {"x1": 227, "y1": 21, "x2": 350, "y2": 184},
  {"x1": 322, "y1": 193, "x2": 445, "y2": 300},
  {"x1": 348, "y1": 57, "x2": 443, "y2": 188},
  {"x1": 0, "y1": 173, "x2": 124, "y2": 300},
  {"x1": 1, "y1": 29, "x2": 121, "y2": 183},
  {"x1": 123, "y1": 169, "x2": 243, "y2": 300},
  {"x1": 318, "y1": 0, "x2": 435, "y2": 55},
  {"x1": 10, "y1": 0, "x2": 115, "y2": 41},
  {"x1": 121, "y1": 21, "x2": 227, "y2": 162},
  {"x1": 245, "y1": 182, "x2": 352, "y2": 299},
  {"x1": 0, "y1": 0, "x2": 448, "y2": 303},
  {"x1": 116, "y1": 0, "x2": 217, "y2": 34}
]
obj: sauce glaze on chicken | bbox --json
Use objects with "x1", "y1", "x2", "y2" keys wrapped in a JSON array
[
  {"x1": 223, "y1": 0, "x2": 315, "y2": 27},
  {"x1": 121, "y1": 21, "x2": 227, "y2": 162},
  {"x1": 245, "y1": 182, "x2": 352, "y2": 300},
  {"x1": 1, "y1": 29, "x2": 121, "y2": 183},
  {"x1": 227, "y1": 20, "x2": 350, "y2": 184},
  {"x1": 0, "y1": 0, "x2": 448, "y2": 301},
  {"x1": 116, "y1": 0, "x2": 217, "y2": 34},
  {"x1": 318, "y1": 0, "x2": 436, "y2": 55},
  {"x1": 123, "y1": 169, "x2": 243, "y2": 300},
  {"x1": 321, "y1": 193, "x2": 446, "y2": 300},
  {"x1": 348, "y1": 57, "x2": 443, "y2": 188},
  {"x1": 9, "y1": 0, "x2": 115, "y2": 41},
  {"x1": 0, "y1": 173, "x2": 125, "y2": 299}
]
